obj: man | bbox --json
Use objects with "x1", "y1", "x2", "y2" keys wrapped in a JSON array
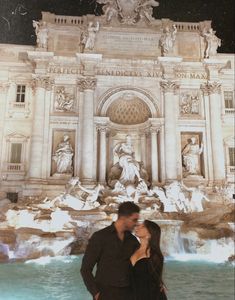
[{"x1": 81, "y1": 201, "x2": 140, "y2": 300}]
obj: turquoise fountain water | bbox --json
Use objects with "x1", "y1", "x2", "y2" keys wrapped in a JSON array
[{"x1": 0, "y1": 256, "x2": 234, "y2": 300}]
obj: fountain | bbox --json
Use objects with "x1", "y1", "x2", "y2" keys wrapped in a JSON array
[{"x1": 0, "y1": 136, "x2": 234, "y2": 263}]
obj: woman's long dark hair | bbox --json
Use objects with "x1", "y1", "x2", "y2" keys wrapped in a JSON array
[{"x1": 144, "y1": 220, "x2": 164, "y2": 284}]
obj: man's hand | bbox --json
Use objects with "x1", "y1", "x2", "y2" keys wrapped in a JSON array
[{"x1": 94, "y1": 292, "x2": 100, "y2": 300}]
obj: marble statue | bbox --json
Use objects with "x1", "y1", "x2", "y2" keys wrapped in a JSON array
[
  {"x1": 52, "y1": 134, "x2": 74, "y2": 174},
  {"x1": 113, "y1": 135, "x2": 142, "y2": 185},
  {"x1": 55, "y1": 87, "x2": 74, "y2": 112},
  {"x1": 182, "y1": 137, "x2": 203, "y2": 176},
  {"x1": 202, "y1": 28, "x2": 221, "y2": 58},
  {"x1": 191, "y1": 96, "x2": 200, "y2": 114},
  {"x1": 159, "y1": 24, "x2": 177, "y2": 56},
  {"x1": 149, "y1": 186, "x2": 178, "y2": 212},
  {"x1": 84, "y1": 21, "x2": 99, "y2": 51},
  {"x1": 98, "y1": 0, "x2": 159, "y2": 24},
  {"x1": 40, "y1": 178, "x2": 103, "y2": 211},
  {"x1": 64, "y1": 177, "x2": 104, "y2": 210},
  {"x1": 135, "y1": 0, "x2": 159, "y2": 22},
  {"x1": 180, "y1": 94, "x2": 200, "y2": 115},
  {"x1": 181, "y1": 182, "x2": 210, "y2": 212},
  {"x1": 165, "y1": 181, "x2": 191, "y2": 213},
  {"x1": 32, "y1": 20, "x2": 48, "y2": 49},
  {"x1": 97, "y1": 0, "x2": 118, "y2": 22}
]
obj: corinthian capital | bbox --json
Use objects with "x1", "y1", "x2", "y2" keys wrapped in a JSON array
[
  {"x1": 77, "y1": 77, "x2": 97, "y2": 91},
  {"x1": 32, "y1": 76, "x2": 54, "y2": 91},
  {"x1": 200, "y1": 81, "x2": 221, "y2": 95},
  {"x1": 149, "y1": 126, "x2": 160, "y2": 134},
  {"x1": 160, "y1": 80, "x2": 179, "y2": 93}
]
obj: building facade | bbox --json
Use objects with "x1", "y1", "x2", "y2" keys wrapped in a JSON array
[{"x1": 0, "y1": 5, "x2": 234, "y2": 200}]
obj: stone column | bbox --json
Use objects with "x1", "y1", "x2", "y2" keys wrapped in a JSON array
[
  {"x1": 160, "y1": 81, "x2": 179, "y2": 181},
  {"x1": 159, "y1": 124, "x2": 166, "y2": 183},
  {"x1": 28, "y1": 77, "x2": 51, "y2": 180},
  {"x1": 150, "y1": 127, "x2": 159, "y2": 184},
  {"x1": 78, "y1": 77, "x2": 97, "y2": 184},
  {"x1": 140, "y1": 131, "x2": 147, "y2": 167},
  {"x1": 0, "y1": 83, "x2": 9, "y2": 176},
  {"x1": 98, "y1": 126, "x2": 107, "y2": 184},
  {"x1": 201, "y1": 81, "x2": 226, "y2": 183}
]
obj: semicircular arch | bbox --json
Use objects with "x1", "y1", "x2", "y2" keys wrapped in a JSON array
[{"x1": 97, "y1": 86, "x2": 159, "y2": 118}]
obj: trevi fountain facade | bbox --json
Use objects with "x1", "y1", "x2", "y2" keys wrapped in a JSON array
[{"x1": 0, "y1": 1, "x2": 234, "y2": 265}]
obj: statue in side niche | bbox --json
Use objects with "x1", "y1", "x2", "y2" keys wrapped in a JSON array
[
  {"x1": 159, "y1": 24, "x2": 177, "y2": 56},
  {"x1": 202, "y1": 27, "x2": 221, "y2": 58},
  {"x1": 52, "y1": 134, "x2": 74, "y2": 174},
  {"x1": 182, "y1": 137, "x2": 203, "y2": 176}
]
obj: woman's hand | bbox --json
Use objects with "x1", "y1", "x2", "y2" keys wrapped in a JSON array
[
  {"x1": 94, "y1": 292, "x2": 100, "y2": 300},
  {"x1": 160, "y1": 283, "x2": 167, "y2": 294}
]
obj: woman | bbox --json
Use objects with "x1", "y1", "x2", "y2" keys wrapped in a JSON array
[{"x1": 130, "y1": 220, "x2": 167, "y2": 300}]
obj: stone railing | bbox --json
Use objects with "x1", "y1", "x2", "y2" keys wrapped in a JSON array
[
  {"x1": 6, "y1": 163, "x2": 25, "y2": 172},
  {"x1": 227, "y1": 166, "x2": 235, "y2": 173},
  {"x1": 174, "y1": 22, "x2": 201, "y2": 32},
  {"x1": 11, "y1": 102, "x2": 26, "y2": 109},
  {"x1": 41, "y1": 12, "x2": 207, "y2": 32},
  {"x1": 42, "y1": 12, "x2": 84, "y2": 26},
  {"x1": 225, "y1": 108, "x2": 235, "y2": 115}
]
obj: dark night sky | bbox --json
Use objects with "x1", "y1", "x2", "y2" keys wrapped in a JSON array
[{"x1": 0, "y1": 0, "x2": 234, "y2": 53}]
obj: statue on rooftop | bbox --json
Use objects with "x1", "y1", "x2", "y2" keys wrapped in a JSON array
[
  {"x1": 83, "y1": 21, "x2": 100, "y2": 51},
  {"x1": 159, "y1": 24, "x2": 177, "y2": 56},
  {"x1": 202, "y1": 27, "x2": 221, "y2": 58},
  {"x1": 32, "y1": 20, "x2": 48, "y2": 49}
]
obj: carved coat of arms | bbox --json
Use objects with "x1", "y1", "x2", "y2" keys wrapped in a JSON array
[{"x1": 97, "y1": 0, "x2": 159, "y2": 24}]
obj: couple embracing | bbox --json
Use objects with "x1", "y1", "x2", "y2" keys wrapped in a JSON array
[{"x1": 81, "y1": 202, "x2": 167, "y2": 300}]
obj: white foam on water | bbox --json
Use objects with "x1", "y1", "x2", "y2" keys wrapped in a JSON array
[{"x1": 25, "y1": 255, "x2": 77, "y2": 265}]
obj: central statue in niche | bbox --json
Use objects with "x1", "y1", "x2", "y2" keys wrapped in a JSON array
[{"x1": 108, "y1": 135, "x2": 149, "y2": 188}]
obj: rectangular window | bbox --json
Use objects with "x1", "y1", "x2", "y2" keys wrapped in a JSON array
[
  {"x1": 10, "y1": 143, "x2": 22, "y2": 163},
  {"x1": 7, "y1": 193, "x2": 18, "y2": 203},
  {"x1": 16, "y1": 85, "x2": 26, "y2": 103},
  {"x1": 229, "y1": 147, "x2": 235, "y2": 166},
  {"x1": 224, "y1": 91, "x2": 234, "y2": 109}
]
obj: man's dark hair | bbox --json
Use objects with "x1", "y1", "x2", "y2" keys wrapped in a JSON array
[{"x1": 118, "y1": 201, "x2": 140, "y2": 217}]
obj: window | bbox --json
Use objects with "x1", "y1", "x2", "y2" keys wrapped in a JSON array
[
  {"x1": 229, "y1": 147, "x2": 235, "y2": 166},
  {"x1": 10, "y1": 143, "x2": 22, "y2": 163},
  {"x1": 7, "y1": 193, "x2": 18, "y2": 203},
  {"x1": 16, "y1": 85, "x2": 26, "y2": 102},
  {"x1": 224, "y1": 91, "x2": 234, "y2": 109}
]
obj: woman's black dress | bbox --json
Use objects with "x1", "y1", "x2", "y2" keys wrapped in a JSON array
[{"x1": 131, "y1": 257, "x2": 162, "y2": 300}]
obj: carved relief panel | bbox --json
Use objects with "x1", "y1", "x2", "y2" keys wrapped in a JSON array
[
  {"x1": 181, "y1": 132, "x2": 204, "y2": 178},
  {"x1": 54, "y1": 86, "x2": 77, "y2": 113},
  {"x1": 51, "y1": 130, "x2": 75, "y2": 176},
  {"x1": 179, "y1": 90, "x2": 201, "y2": 117}
]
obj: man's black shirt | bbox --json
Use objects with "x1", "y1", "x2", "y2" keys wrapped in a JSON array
[{"x1": 80, "y1": 223, "x2": 139, "y2": 296}]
